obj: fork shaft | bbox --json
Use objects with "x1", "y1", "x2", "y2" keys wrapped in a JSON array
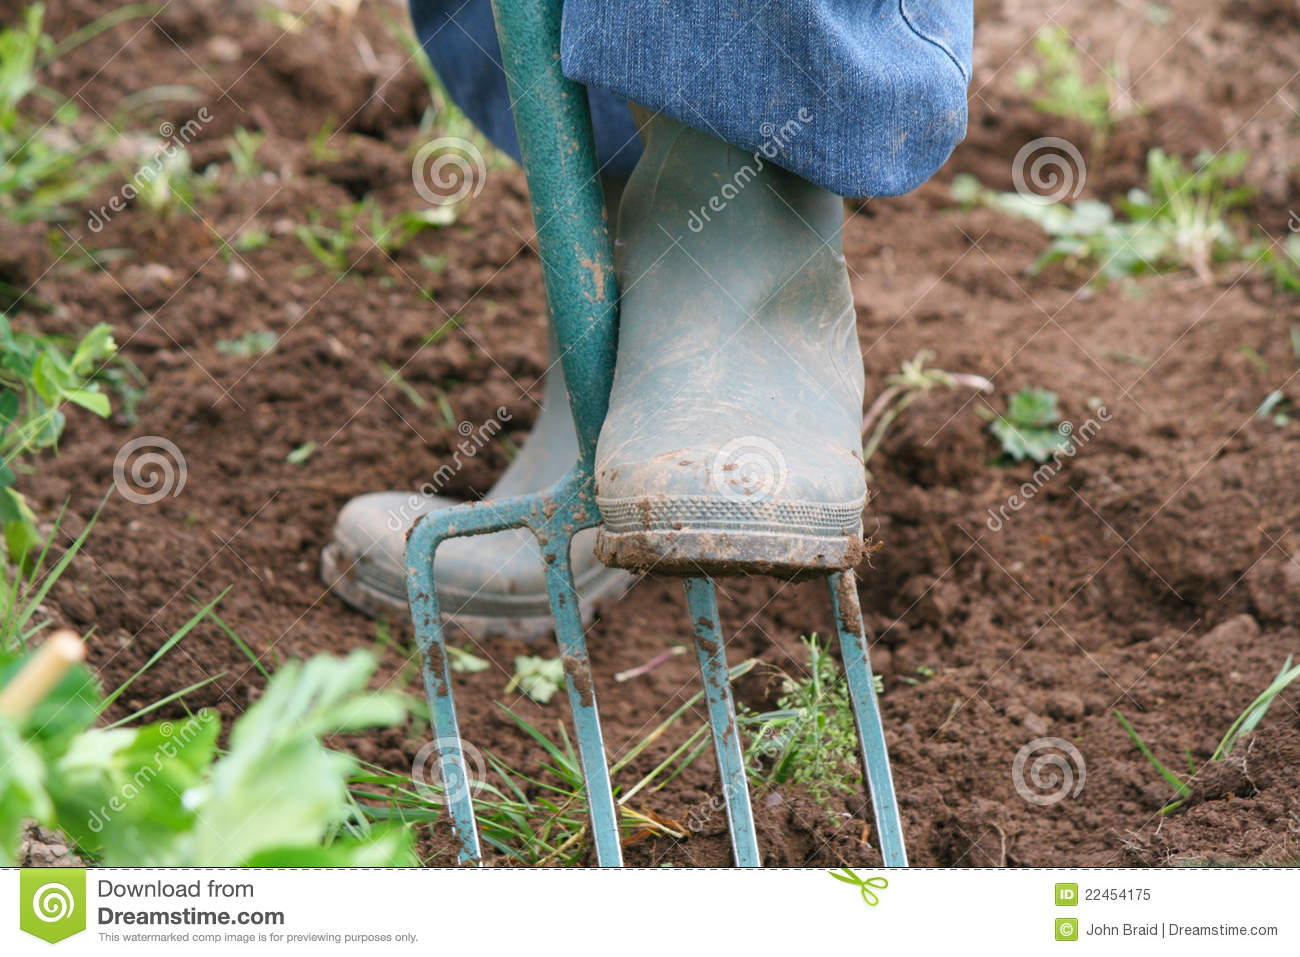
[
  {"x1": 684, "y1": 577, "x2": 761, "y2": 866},
  {"x1": 828, "y1": 571, "x2": 907, "y2": 866}
]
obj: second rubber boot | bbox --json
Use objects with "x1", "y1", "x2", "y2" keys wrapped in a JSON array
[
  {"x1": 322, "y1": 326, "x2": 634, "y2": 635},
  {"x1": 594, "y1": 113, "x2": 867, "y2": 575}
]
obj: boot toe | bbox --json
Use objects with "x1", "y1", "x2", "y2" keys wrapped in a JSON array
[
  {"x1": 322, "y1": 491, "x2": 630, "y2": 634},
  {"x1": 595, "y1": 437, "x2": 866, "y2": 575}
]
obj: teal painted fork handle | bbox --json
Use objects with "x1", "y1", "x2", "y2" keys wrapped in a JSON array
[{"x1": 490, "y1": 0, "x2": 618, "y2": 469}]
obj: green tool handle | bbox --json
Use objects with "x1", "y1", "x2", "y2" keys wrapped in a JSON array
[{"x1": 490, "y1": 0, "x2": 619, "y2": 469}]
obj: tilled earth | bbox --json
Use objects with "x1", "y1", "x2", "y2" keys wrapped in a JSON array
[{"x1": 9, "y1": 0, "x2": 1300, "y2": 865}]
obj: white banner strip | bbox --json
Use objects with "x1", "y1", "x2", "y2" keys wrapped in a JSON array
[{"x1": 4, "y1": 867, "x2": 1297, "y2": 954}]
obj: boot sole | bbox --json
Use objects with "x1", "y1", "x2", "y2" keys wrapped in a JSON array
[
  {"x1": 320, "y1": 543, "x2": 632, "y2": 640},
  {"x1": 595, "y1": 496, "x2": 867, "y2": 576}
]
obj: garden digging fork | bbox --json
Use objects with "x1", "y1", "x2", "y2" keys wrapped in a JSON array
[{"x1": 405, "y1": 0, "x2": 906, "y2": 867}]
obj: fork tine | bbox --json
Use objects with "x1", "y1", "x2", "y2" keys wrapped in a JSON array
[
  {"x1": 540, "y1": 531, "x2": 623, "y2": 865},
  {"x1": 828, "y1": 570, "x2": 908, "y2": 866},
  {"x1": 408, "y1": 513, "x2": 482, "y2": 864},
  {"x1": 684, "y1": 577, "x2": 761, "y2": 866}
]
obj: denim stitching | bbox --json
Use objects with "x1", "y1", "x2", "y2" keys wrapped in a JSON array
[{"x1": 897, "y1": 0, "x2": 969, "y2": 85}]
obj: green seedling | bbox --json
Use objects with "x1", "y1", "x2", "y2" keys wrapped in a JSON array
[
  {"x1": 215, "y1": 330, "x2": 277, "y2": 357},
  {"x1": 446, "y1": 645, "x2": 489, "y2": 674},
  {"x1": 860, "y1": 349, "x2": 992, "y2": 479},
  {"x1": 1, "y1": 317, "x2": 116, "y2": 565},
  {"x1": 978, "y1": 387, "x2": 1072, "y2": 463},
  {"x1": 295, "y1": 197, "x2": 456, "y2": 275},
  {"x1": 1, "y1": 501, "x2": 96, "y2": 653},
  {"x1": 377, "y1": 361, "x2": 429, "y2": 409},
  {"x1": 1247, "y1": 234, "x2": 1300, "y2": 295},
  {"x1": 741, "y1": 634, "x2": 871, "y2": 810},
  {"x1": 1245, "y1": 324, "x2": 1299, "y2": 426},
  {"x1": 953, "y1": 149, "x2": 1255, "y2": 285},
  {"x1": 506, "y1": 655, "x2": 565, "y2": 705},
  {"x1": 1015, "y1": 26, "x2": 1122, "y2": 143},
  {"x1": 899, "y1": 664, "x2": 936, "y2": 686},
  {"x1": 0, "y1": 6, "x2": 110, "y2": 222},
  {"x1": 232, "y1": 228, "x2": 272, "y2": 253},
  {"x1": 1117, "y1": 655, "x2": 1300, "y2": 813},
  {"x1": 133, "y1": 146, "x2": 207, "y2": 217},
  {"x1": 226, "y1": 127, "x2": 265, "y2": 179}
]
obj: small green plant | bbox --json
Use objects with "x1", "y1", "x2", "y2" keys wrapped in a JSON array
[
  {"x1": 1116, "y1": 655, "x2": 1300, "y2": 813},
  {"x1": 978, "y1": 387, "x2": 1071, "y2": 463},
  {"x1": 506, "y1": 655, "x2": 565, "y2": 705},
  {"x1": 1, "y1": 505, "x2": 95, "y2": 653},
  {"x1": 446, "y1": 645, "x2": 489, "y2": 674},
  {"x1": 1246, "y1": 325, "x2": 1299, "y2": 427},
  {"x1": 0, "y1": 641, "x2": 415, "y2": 865},
  {"x1": 0, "y1": 6, "x2": 110, "y2": 222},
  {"x1": 741, "y1": 635, "x2": 867, "y2": 808},
  {"x1": 295, "y1": 198, "x2": 456, "y2": 275},
  {"x1": 1248, "y1": 234, "x2": 1300, "y2": 295},
  {"x1": 953, "y1": 149, "x2": 1254, "y2": 284},
  {"x1": 133, "y1": 146, "x2": 205, "y2": 217},
  {"x1": 1015, "y1": 26, "x2": 1122, "y2": 143},
  {"x1": 232, "y1": 228, "x2": 271, "y2": 253},
  {"x1": 1, "y1": 317, "x2": 116, "y2": 565},
  {"x1": 899, "y1": 664, "x2": 937, "y2": 686},
  {"x1": 356, "y1": 661, "x2": 759, "y2": 865},
  {"x1": 226, "y1": 127, "x2": 265, "y2": 179},
  {"x1": 215, "y1": 330, "x2": 277, "y2": 357},
  {"x1": 860, "y1": 349, "x2": 992, "y2": 479}
]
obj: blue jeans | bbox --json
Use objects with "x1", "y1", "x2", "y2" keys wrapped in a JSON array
[{"x1": 410, "y1": 1, "x2": 972, "y2": 197}]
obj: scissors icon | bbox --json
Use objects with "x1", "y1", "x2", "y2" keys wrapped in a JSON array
[{"x1": 829, "y1": 868, "x2": 889, "y2": 906}]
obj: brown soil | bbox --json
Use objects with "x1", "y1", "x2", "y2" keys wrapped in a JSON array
[{"x1": 14, "y1": 0, "x2": 1300, "y2": 866}]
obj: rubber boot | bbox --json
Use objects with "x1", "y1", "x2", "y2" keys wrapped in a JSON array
[
  {"x1": 594, "y1": 114, "x2": 867, "y2": 575},
  {"x1": 322, "y1": 183, "x2": 633, "y2": 636}
]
